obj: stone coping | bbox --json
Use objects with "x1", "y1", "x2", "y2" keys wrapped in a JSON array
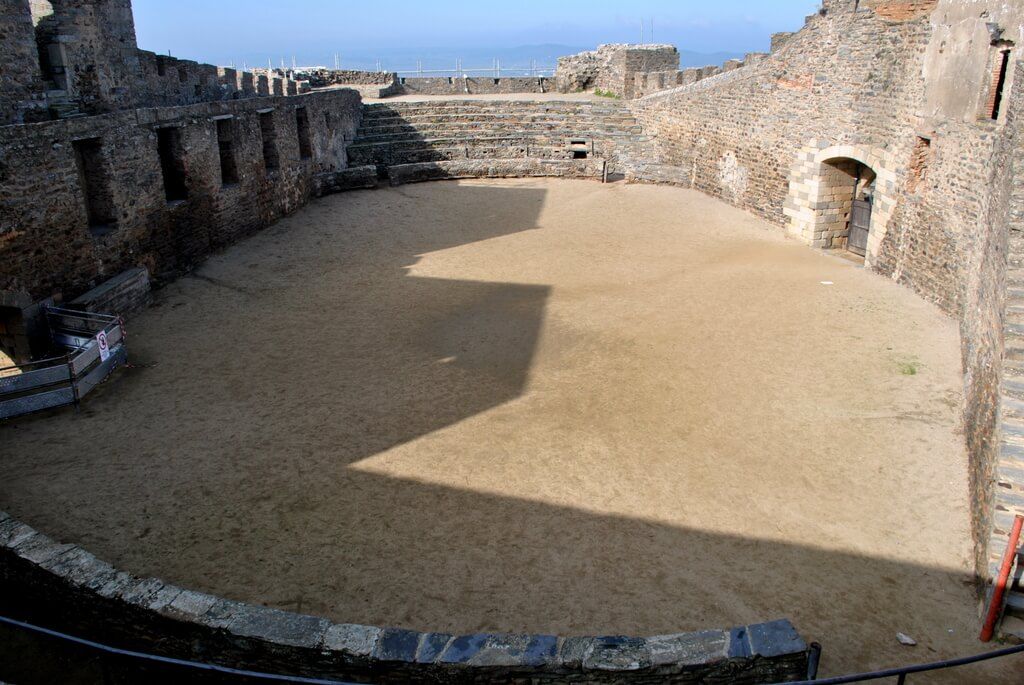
[{"x1": 0, "y1": 510, "x2": 810, "y2": 682}]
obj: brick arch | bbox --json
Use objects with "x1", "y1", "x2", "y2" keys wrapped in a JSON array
[{"x1": 784, "y1": 141, "x2": 898, "y2": 267}]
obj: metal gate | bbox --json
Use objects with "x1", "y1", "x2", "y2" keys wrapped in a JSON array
[{"x1": 847, "y1": 198, "x2": 871, "y2": 257}]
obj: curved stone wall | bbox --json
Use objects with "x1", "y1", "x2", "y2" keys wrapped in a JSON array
[
  {"x1": 628, "y1": 0, "x2": 1024, "y2": 588},
  {"x1": 0, "y1": 511, "x2": 810, "y2": 683}
]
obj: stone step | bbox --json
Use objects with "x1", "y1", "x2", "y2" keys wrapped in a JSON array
[
  {"x1": 1002, "y1": 394, "x2": 1024, "y2": 420},
  {"x1": 386, "y1": 158, "x2": 607, "y2": 186},
  {"x1": 348, "y1": 144, "x2": 602, "y2": 167},
  {"x1": 354, "y1": 125, "x2": 645, "y2": 143},
  {"x1": 362, "y1": 104, "x2": 628, "y2": 119},
  {"x1": 1007, "y1": 307, "x2": 1024, "y2": 330},
  {"x1": 361, "y1": 109, "x2": 636, "y2": 120},
  {"x1": 356, "y1": 116, "x2": 639, "y2": 132},
  {"x1": 1004, "y1": 382, "x2": 1024, "y2": 404},
  {"x1": 1007, "y1": 340, "x2": 1024, "y2": 359},
  {"x1": 350, "y1": 132, "x2": 647, "y2": 150},
  {"x1": 348, "y1": 144, "x2": 596, "y2": 168},
  {"x1": 1003, "y1": 360, "x2": 1024, "y2": 380},
  {"x1": 364, "y1": 100, "x2": 625, "y2": 110},
  {"x1": 347, "y1": 143, "x2": 641, "y2": 168},
  {"x1": 1007, "y1": 269, "x2": 1024, "y2": 288}
]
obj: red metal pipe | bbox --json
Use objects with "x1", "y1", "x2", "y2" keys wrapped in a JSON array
[{"x1": 981, "y1": 514, "x2": 1024, "y2": 642}]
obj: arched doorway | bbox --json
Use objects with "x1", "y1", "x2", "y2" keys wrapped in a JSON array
[
  {"x1": 820, "y1": 158, "x2": 876, "y2": 258},
  {"x1": 785, "y1": 142, "x2": 897, "y2": 268}
]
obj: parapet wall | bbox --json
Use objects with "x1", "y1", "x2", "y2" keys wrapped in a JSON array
[
  {"x1": 134, "y1": 51, "x2": 227, "y2": 107},
  {"x1": 629, "y1": 0, "x2": 1024, "y2": 584},
  {"x1": 398, "y1": 76, "x2": 550, "y2": 96},
  {"x1": 0, "y1": 87, "x2": 362, "y2": 303},
  {"x1": 0, "y1": 511, "x2": 811, "y2": 683},
  {"x1": 299, "y1": 69, "x2": 397, "y2": 88}
]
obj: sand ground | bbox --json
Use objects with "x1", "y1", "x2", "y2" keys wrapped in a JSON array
[{"x1": 0, "y1": 179, "x2": 1014, "y2": 681}]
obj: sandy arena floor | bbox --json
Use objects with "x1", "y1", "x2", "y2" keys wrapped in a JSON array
[{"x1": 0, "y1": 179, "x2": 1013, "y2": 680}]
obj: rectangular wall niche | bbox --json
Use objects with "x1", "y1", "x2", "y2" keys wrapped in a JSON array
[
  {"x1": 216, "y1": 119, "x2": 239, "y2": 185},
  {"x1": 907, "y1": 136, "x2": 931, "y2": 193},
  {"x1": 295, "y1": 107, "x2": 312, "y2": 160},
  {"x1": 72, "y1": 137, "x2": 117, "y2": 236},
  {"x1": 259, "y1": 112, "x2": 280, "y2": 172},
  {"x1": 156, "y1": 127, "x2": 188, "y2": 202},
  {"x1": 987, "y1": 47, "x2": 1012, "y2": 120}
]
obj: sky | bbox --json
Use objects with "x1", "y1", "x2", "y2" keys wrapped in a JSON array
[{"x1": 132, "y1": 0, "x2": 821, "y2": 72}]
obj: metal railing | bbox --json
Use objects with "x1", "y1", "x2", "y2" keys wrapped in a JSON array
[
  {"x1": 2, "y1": 612, "x2": 1022, "y2": 685},
  {"x1": 781, "y1": 641, "x2": 1024, "y2": 684},
  {"x1": 394, "y1": 62, "x2": 556, "y2": 78},
  {"x1": 0, "y1": 307, "x2": 126, "y2": 420},
  {"x1": 362, "y1": 59, "x2": 555, "y2": 78},
  {"x1": 0, "y1": 615, "x2": 359, "y2": 684}
]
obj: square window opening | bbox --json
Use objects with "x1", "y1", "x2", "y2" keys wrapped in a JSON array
[
  {"x1": 156, "y1": 127, "x2": 188, "y2": 202},
  {"x1": 72, "y1": 137, "x2": 118, "y2": 235}
]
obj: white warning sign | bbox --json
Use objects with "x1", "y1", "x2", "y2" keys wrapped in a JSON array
[{"x1": 96, "y1": 330, "x2": 111, "y2": 362}]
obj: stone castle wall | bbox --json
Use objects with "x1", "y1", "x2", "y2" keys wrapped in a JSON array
[
  {"x1": 556, "y1": 44, "x2": 679, "y2": 98},
  {"x1": 134, "y1": 51, "x2": 228, "y2": 107},
  {"x1": 629, "y1": 0, "x2": 1024, "y2": 582},
  {"x1": 0, "y1": 0, "x2": 301, "y2": 124},
  {"x1": 0, "y1": 0, "x2": 46, "y2": 123},
  {"x1": 29, "y1": 0, "x2": 141, "y2": 113},
  {"x1": 0, "y1": 88, "x2": 362, "y2": 302}
]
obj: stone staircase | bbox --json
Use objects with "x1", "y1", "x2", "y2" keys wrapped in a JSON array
[
  {"x1": 997, "y1": 153, "x2": 1024, "y2": 642},
  {"x1": 45, "y1": 89, "x2": 84, "y2": 120},
  {"x1": 347, "y1": 99, "x2": 650, "y2": 184}
]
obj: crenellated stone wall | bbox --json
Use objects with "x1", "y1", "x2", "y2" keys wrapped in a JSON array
[
  {"x1": 556, "y1": 44, "x2": 680, "y2": 98},
  {"x1": 134, "y1": 51, "x2": 227, "y2": 107}
]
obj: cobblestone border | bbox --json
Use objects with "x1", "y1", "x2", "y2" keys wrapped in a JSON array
[{"x1": 0, "y1": 510, "x2": 810, "y2": 683}]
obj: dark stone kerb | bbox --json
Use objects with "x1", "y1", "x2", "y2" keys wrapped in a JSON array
[{"x1": 0, "y1": 511, "x2": 811, "y2": 682}]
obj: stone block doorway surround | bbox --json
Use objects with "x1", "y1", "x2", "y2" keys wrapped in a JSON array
[{"x1": 784, "y1": 141, "x2": 898, "y2": 267}]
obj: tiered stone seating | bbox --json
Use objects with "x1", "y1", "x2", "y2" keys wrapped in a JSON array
[{"x1": 347, "y1": 99, "x2": 649, "y2": 184}]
